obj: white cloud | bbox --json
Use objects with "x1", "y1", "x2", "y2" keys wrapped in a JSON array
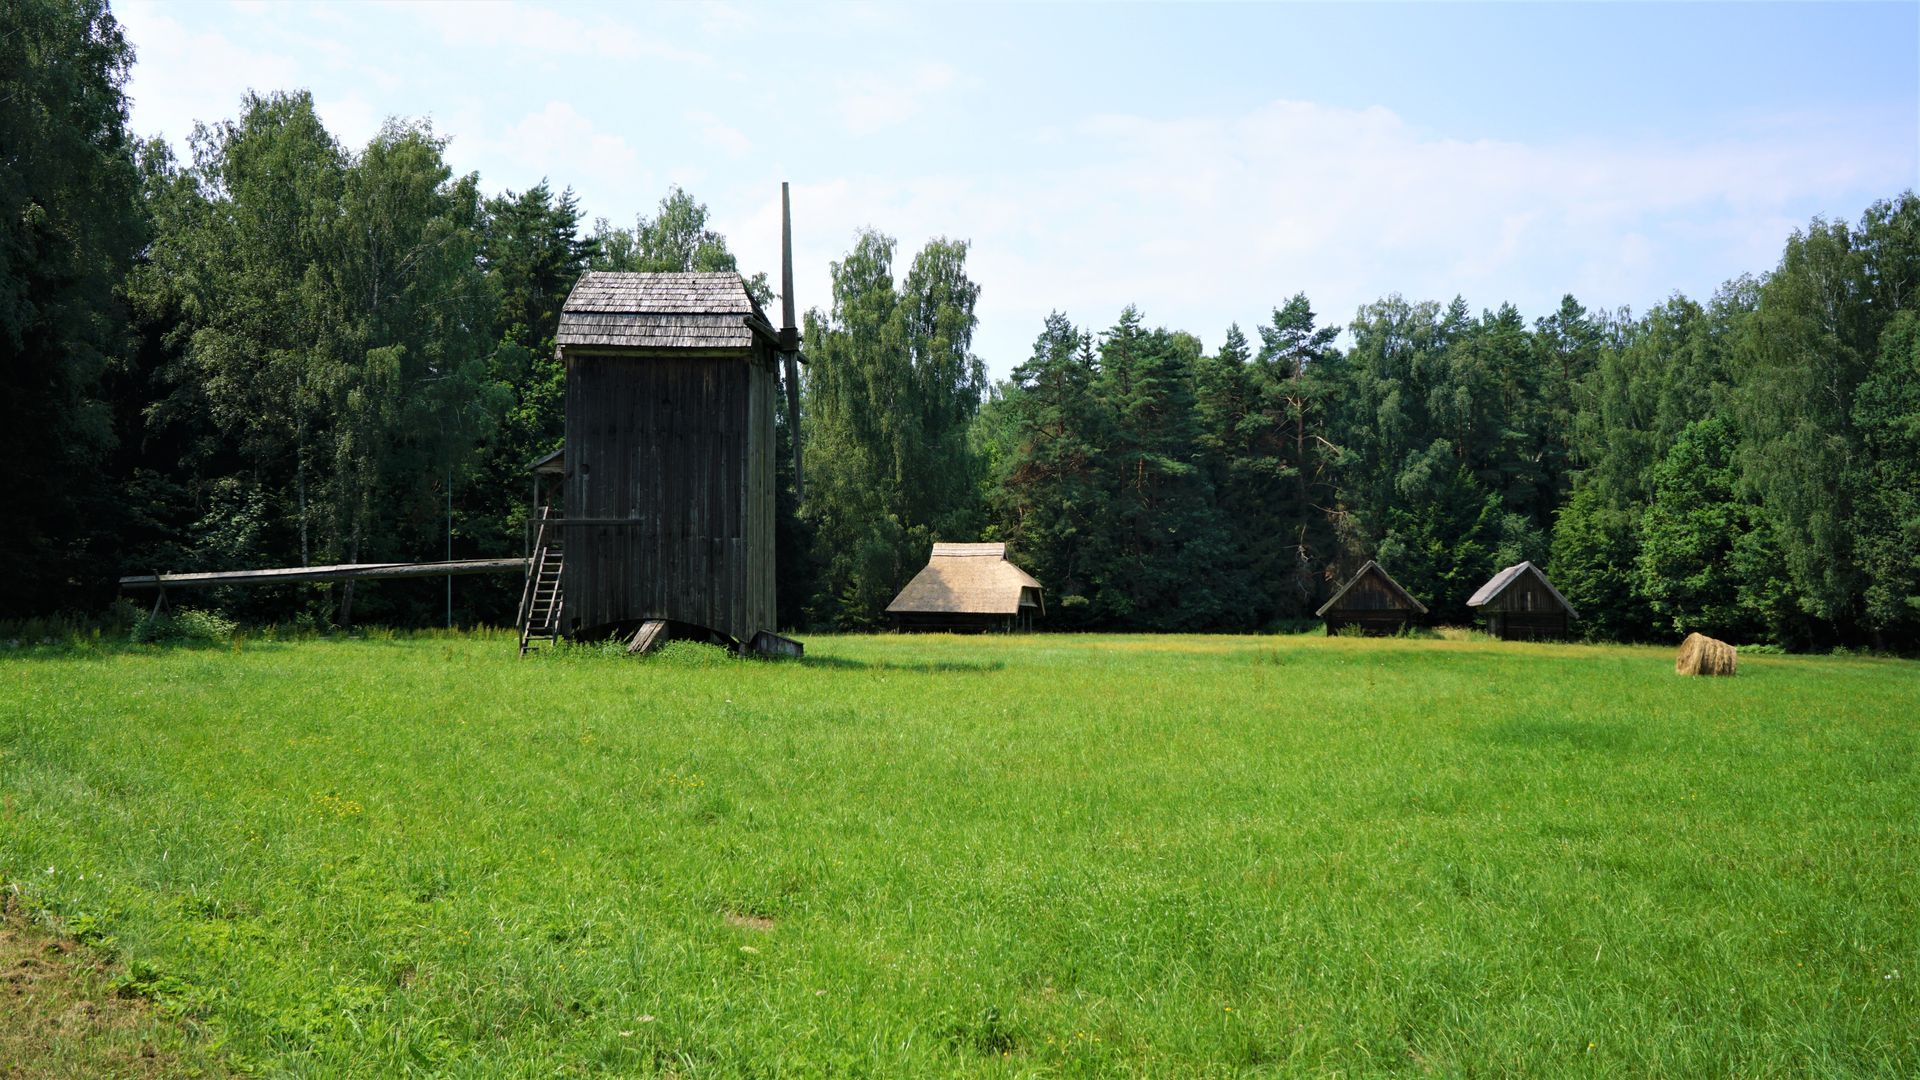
[
  {"x1": 117, "y1": 0, "x2": 306, "y2": 146},
  {"x1": 743, "y1": 97, "x2": 1909, "y2": 373},
  {"x1": 695, "y1": 1, "x2": 753, "y2": 35},
  {"x1": 997, "y1": 99, "x2": 1897, "y2": 360},
  {"x1": 310, "y1": 91, "x2": 386, "y2": 152},
  {"x1": 837, "y1": 62, "x2": 957, "y2": 135},
  {"x1": 689, "y1": 111, "x2": 752, "y2": 159},
  {"x1": 455, "y1": 101, "x2": 648, "y2": 216},
  {"x1": 380, "y1": 0, "x2": 710, "y2": 67}
]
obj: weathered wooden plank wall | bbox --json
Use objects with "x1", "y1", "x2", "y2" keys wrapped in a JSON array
[
  {"x1": 561, "y1": 346, "x2": 776, "y2": 644},
  {"x1": 556, "y1": 349, "x2": 764, "y2": 641},
  {"x1": 1481, "y1": 574, "x2": 1570, "y2": 639},
  {"x1": 746, "y1": 350, "x2": 776, "y2": 635},
  {"x1": 1322, "y1": 565, "x2": 1423, "y2": 635},
  {"x1": 1335, "y1": 576, "x2": 1402, "y2": 611}
]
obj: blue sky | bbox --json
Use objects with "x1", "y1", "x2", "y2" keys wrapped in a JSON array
[{"x1": 116, "y1": 1, "x2": 1919, "y2": 375}]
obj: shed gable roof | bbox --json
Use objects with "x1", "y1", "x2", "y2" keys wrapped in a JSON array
[
  {"x1": 1315, "y1": 560, "x2": 1429, "y2": 617},
  {"x1": 556, "y1": 271, "x2": 772, "y2": 352},
  {"x1": 1467, "y1": 561, "x2": 1579, "y2": 617},
  {"x1": 887, "y1": 542, "x2": 1044, "y2": 616}
]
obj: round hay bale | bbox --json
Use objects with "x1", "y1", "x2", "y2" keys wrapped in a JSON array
[{"x1": 1675, "y1": 632, "x2": 1737, "y2": 676}]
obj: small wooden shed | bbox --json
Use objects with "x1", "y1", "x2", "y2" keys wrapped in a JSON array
[
  {"x1": 886, "y1": 542, "x2": 1044, "y2": 632},
  {"x1": 1316, "y1": 560, "x2": 1427, "y2": 635},
  {"x1": 1466, "y1": 561, "x2": 1578, "y2": 640}
]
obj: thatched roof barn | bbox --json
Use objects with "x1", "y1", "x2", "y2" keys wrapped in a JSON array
[
  {"x1": 1466, "y1": 561, "x2": 1578, "y2": 640},
  {"x1": 1316, "y1": 560, "x2": 1427, "y2": 635},
  {"x1": 886, "y1": 543, "x2": 1044, "y2": 632}
]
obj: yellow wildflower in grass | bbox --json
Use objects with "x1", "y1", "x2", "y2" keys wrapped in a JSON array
[{"x1": 312, "y1": 792, "x2": 364, "y2": 819}]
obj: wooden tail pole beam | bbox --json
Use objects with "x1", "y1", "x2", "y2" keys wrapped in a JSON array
[
  {"x1": 780, "y1": 181, "x2": 804, "y2": 502},
  {"x1": 119, "y1": 558, "x2": 528, "y2": 590}
]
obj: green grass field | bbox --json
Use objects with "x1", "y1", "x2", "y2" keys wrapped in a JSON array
[{"x1": 2, "y1": 631, "x2": 1914, "y2": 1076}]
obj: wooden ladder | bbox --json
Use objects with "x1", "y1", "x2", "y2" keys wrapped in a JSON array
[{"x1": 518, "y1": 508, "x2": 565, "y2": 656}]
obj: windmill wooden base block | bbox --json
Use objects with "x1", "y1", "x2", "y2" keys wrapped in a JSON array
[
  {"x1": 599, "y1": 619, "x2": 802, "y2": 659},
  {"x1": 625, "y1": 620, "x2": 669, "y2": 655},
  {"x1": 747, "y1": 631, "x2": 804, "y2": 659}
]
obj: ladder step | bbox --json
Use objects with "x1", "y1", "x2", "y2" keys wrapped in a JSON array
[{"x1": 519, "y1": 527, "x2": 564, "y2": 658}]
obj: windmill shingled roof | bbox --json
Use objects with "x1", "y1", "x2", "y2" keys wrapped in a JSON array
[{"x1": 556, "y1": 271, "x2": 770, "y2": 351}]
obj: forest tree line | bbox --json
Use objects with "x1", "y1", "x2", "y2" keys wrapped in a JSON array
[{"x1": 7, "y1": 1, "x2": 1918, "y2": 648}]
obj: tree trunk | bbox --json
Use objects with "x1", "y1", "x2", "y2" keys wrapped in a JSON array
[
  {"x1": 296, "y1": 450, "x2": 309, "y2": 566},
  {"x1": 340, "y1": 533, "x2": 360, "y2": 628}
]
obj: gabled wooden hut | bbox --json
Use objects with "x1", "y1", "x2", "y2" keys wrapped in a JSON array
[
  {"x1": 1316, "y1": 560, "x2": 1427, "y2": 635},
  {"x1": 548, "y1": 270, "x2": 786, "y2": 649},
  {"x1": 1467, "y1": 561, "x2": 1578, "y2": 640},
  {"x1": 886, "y1": 543, "x2": 1044, "y2": 632}
]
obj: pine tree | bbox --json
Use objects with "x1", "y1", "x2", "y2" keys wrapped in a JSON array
[
  {"x1": 1255, "y1": 296, "x2": 1344, "y2": 614},
  {"x1": 1091, "y1": 309, "x2": 1230, "y2": 629},
  {"x1": 997, "y1": 313, "x2": 1108, "y2": 625}
]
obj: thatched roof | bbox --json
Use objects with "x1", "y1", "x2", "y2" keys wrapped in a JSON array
[
  {"x1": 1315, "y1": 560, "x2": 1428, "y2": 617},
  {"x1": 1467, "y1": 560, "x2": 1578, "y2": 616},
  {"x1": 886, "y1": 542, "x2": 1044, "y2": 616},
  {"x1": 556, "y1": 271, "x2": 776, "y2": 352}
]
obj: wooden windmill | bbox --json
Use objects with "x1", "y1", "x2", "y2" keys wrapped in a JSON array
[{"x1": 518, "y1": 185, "x2": 805, "y2": 657}]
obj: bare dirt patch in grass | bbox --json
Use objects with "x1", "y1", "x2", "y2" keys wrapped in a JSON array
[{"x1": 0, "y1": 897, "x2": 212, "y2": 1079}]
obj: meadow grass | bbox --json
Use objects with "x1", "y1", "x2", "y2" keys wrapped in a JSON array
[{"x1": 0, "y1": 631, "x2": 1914, "y2": 1076}]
